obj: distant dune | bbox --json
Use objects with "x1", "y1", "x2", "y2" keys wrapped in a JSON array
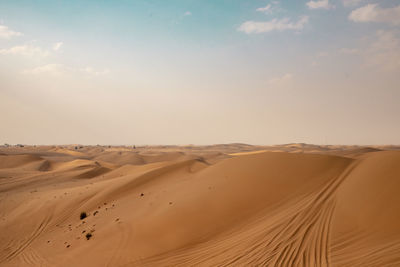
[{"x1": 0, "y1": 144, "x2": 400, "y2": 266}]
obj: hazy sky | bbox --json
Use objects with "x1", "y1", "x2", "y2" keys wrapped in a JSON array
[{"x1": 1, "y1": 0, "x2": 399, "y2": 145}]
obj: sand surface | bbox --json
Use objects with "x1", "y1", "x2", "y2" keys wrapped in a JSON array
[{"x1": 1, "y1": 144, "x2": 400, "y2": 266}]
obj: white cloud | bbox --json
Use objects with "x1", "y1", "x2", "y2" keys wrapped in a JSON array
[
  {"x1": 22, "y1": 64, "x2": 110, "y2": 76},
  {"x1": 268, "y1": 73, "x2": 293, "y2": 87},
  {"x1": 23, "y1": 64, "x2": 110, "y2": 76},
  {"x1": 342, "y1": 0, "x2": 363, "y2": 7},
  {"x1": 238, "y1": 16, "x2": 309, "y2": 34},
  {"x1": 184, "y1": 11, "x2": 192, "y2": 16},
  {"x1": 22, "y1": 64, "x2": 66, "y2": 75},
  {"x1": 256, "y1": 1, "x2": 281, "y2": 14},
  {"x1": 257, "y1": 4, "x2": 272, "y2": 13},
  {"x1": 349, "y1": 4, "x2": 400, "y2": 25},
  {"x1": 0, "y1": 25, "x2": 22, "y2": 39},
  {"x1": 53, "y1": 42, "x2": 63, "y2": 51},
  {"x1": 307, "y1": 0, "x2": 332, "y2": 10},
  {"x1": 0, "y1": 45, "x2": 49, "y2": 57}
]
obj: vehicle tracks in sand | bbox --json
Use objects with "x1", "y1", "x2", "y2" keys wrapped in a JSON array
[
  {"x1": 135, "y1": 161, "x2": 359, "y2": 267},
  {"x1": 1, "y1": 213, "x2": 52, "y2": 264}
]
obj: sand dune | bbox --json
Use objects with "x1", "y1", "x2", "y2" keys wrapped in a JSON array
[{"x1": 0, "y1": 144, "x2": 399, "y2": 266}]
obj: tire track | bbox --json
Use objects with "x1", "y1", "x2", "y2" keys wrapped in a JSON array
[
  {"x1": 106, "y1": 221, "x2": 133, "y2": 266},
  {"x1": 133, "y1": 161, "x2": 358, "y2": 266},
  {"x1": 2, "y1": 213, "x2": 52, "y2": 263}
]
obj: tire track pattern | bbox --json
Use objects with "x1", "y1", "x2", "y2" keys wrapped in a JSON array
[
  {"x1": 134, "y1": 162, "x2": 359, "y2": 267},
  {"x1": 0, "y1": 213, "x2": 51, "y2": 264}
]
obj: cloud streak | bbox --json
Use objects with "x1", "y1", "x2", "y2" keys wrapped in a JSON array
[
  {"x1": 268, "y1": 73, "x2": 293, "y2": 88},
  {"x1": 257, "y1": 4, "x2": 273, "y2": 14},
  {"x1": 306, "y1": 0, "x2": 332, "y2": 10},
  {"x1": 0, "y1": 25, "x2": 22, "y2": 39},
  {"x1": 256, "y1": 1, "x2": 281, "y2": 14},
  {"x1": 238, "y1": 16, "x2": 309, "y2": 34},
  {"x1": 349, "y1": 4, "x2": 400, "y2": 25},
  {"x1": 22, "y1": 64, "x2": 66, "y2": 75},
  {"x1": 0, "y1": 45, "x2": 49, "y2": 57},
  {"x1": 22, "y1": 64, "x2": 110, "y2": 76}
]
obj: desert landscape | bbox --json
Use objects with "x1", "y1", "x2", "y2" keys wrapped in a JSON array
[
  {"x1": 1, "y1": 144, "x2": 400, "y2": 266},
  {"x1": 2, "y1": 0, "x2": 400, "y2": 266}
]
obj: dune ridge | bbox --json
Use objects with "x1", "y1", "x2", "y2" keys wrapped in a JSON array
[{"x1": 0, "y1": 144, "x2": 399, "y2": 266}]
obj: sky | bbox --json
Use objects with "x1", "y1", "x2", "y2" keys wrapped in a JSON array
[{"x1": 0, "y1": 0, "x2": 399, "y2": 145}]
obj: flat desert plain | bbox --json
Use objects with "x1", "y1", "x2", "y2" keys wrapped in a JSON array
[{"x1": 1, "y1": 144, "x2": 400, "y2": 266}]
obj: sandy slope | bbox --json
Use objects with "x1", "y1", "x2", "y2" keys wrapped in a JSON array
[{"x1": 0, "y1": 144, "x2": 400, "y2": 266}]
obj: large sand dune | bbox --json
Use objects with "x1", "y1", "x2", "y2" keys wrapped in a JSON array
[{"x1": 0, "y1": 144, "x2": 399, "y2": 266}]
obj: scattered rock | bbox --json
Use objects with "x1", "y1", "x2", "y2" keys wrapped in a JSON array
[
  {"x1": 86, "y1": 233, "x2": 92, "y2": 240},
  {"x1": 80, "y1": 212, "x2": 87, "y2": 220}
]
